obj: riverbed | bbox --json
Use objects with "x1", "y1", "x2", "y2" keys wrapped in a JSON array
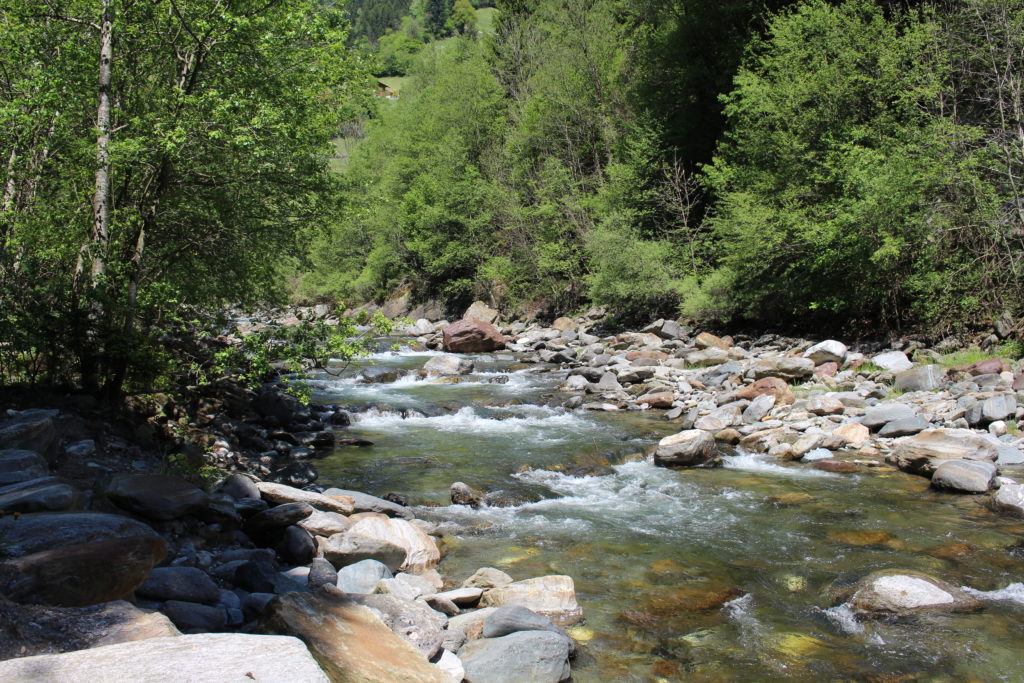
[{"x1": 309, "y1": 344, "x2": 1024, "y2": 681}]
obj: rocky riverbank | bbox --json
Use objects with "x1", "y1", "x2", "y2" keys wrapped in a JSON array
[{"x1": 3, "y1": 299, "x2": 1024, "y2": 681}]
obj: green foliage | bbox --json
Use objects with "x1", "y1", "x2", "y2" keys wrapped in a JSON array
[{"x1": 450, "y1": 0, "x2": 478, "y2": 33}]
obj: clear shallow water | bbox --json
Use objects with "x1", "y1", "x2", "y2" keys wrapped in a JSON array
[{"x1": 311, "y1": 343, "x2": 1024, "y2": 681}]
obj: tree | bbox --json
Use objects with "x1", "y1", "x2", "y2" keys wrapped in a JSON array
[
  {"x1": 0, "y1": 0, "x2": 367, "y2": 396},
  {"x1": 425, "y1": 0, "x2": 452, "y2": 37},
  {"x1": 451, "y1": 0, "x2": 478, "y2": 33}
]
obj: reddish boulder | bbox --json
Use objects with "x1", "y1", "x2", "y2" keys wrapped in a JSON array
[
  {"x1": 735, "y1": 377, "x2": 794, "y2": 405},
  {"x1": 442, "y1": 319, "x2": 506, "y2": 353},
  {"x1": 814, "y1": 362, "x2": 839, "y2": 377}
]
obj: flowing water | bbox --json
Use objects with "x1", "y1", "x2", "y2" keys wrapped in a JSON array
[{"x1": 309, "y1": 343, "x2": 1024, "y2": 681}]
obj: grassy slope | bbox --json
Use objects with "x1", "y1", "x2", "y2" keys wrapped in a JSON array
[{"x1": 476, "y1": 7, "x2": 498, "y2": 34}]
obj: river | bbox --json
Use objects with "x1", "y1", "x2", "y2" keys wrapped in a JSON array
[{"x1": 308, "y1": 344, "x2": 1024, "y2": 681}]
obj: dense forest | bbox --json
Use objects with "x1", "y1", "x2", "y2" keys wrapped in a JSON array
[
  {"x1": 302, "y1": 0, "x2": 1024, "y2": 336},
  {"x1": 2, "y1": 0, "x2": 1023, "y2": 394}
]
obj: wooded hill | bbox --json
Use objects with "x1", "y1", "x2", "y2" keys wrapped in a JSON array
[{"x1": 301, "y1": 0, "x2": 1024, "y2": 336}]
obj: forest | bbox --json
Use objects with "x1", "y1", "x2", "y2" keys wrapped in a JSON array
[{"x1": 2, "y1": 0, "x2": 1023, "y2": 393}]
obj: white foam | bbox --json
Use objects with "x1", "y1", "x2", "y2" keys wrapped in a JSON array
[
  {"x1": 723, "y1": 453, "x2": 838, "y2": 478},
  {"x1": 821, "y1": 603, "x2": 865, "y2": 635},
  {"x1": 963, "y1": 582, "x2": 1024, "y2": 605},
  {"x1": 352, "y1": 405, "x2": 587, "y2": 435}
]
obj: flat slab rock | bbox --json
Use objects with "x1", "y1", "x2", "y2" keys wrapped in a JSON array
[
  {"x1": 262, "y1": 586, "x2": 447, "y2": 683},
  {"x1": 256, "y1": 481, "x2": 354, "y2": 514},
  {"x1": 0, "y1": 512, "x2": 161, "y2": 558},
  {"x1": 0, "y1": 633, "x2": 329, "y2": 682},
  {"x1": 106, "y1": 474, "x2": 208, "y2": 521}
]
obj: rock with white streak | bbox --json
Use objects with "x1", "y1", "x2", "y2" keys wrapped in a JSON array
[{"x1": 256, "y1": 482, "x2": 354, "y2": 514}]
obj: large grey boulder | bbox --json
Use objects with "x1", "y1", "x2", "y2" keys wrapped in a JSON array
[
  {"x1": 742, "y1": 394, "x2": 776, "y2": 424},
  {"x1": 685, "y1": 348, "x2": 729, "y2": 368},
  {"x1": 888, "y1": 428, "x2": 999, "y2": 476},
  {"x1": 106, "y1": 474, "x2": 208, "y2": 521},
  {"x1": 930, "y1": 460, "x2": 997, "y2": 493},
  {"x1": 479, "y1": 575, "x2": 583, "y2": 627},
  {"x1": 877, "y1": 416, "x2": 930, "y2": 438},
  {"x1": 322, "y1": 487, "x2": 412, "y2": 519},
  {"x1": 137, "y1": 567, "x2": 220, "y2": 605},
  {"x1": 337, "y1": 559, "x2": 394, "y2": 594},
  {"x1": 482, "y1": 605, "x2": 570, "y2": 644},
  {"x1": 0, "y1": 410, "x2": 57, "y2": 454},
  {"x1": 860, "y1": 403, "x2": 917, "y2": 430},
  {"x1": 992, "y1": 482, "x2": 1024, "y2": 516},
  {"x1": 423, "y1": 355, "x2": 475, "y2": 376},
  {"x1": 982, "y1": 395, "x2": 1018, "y2": 423},
  {"x1": 894, "y1": 365, "x2": 945, "y2": 392},
  {"x1": 0, "y1": 477, "x2": 80, "y2": 513},
  {"x1": 323, "y1": 532, "x2": 406, "y2": 572},
  {"x1": 351, "y1": 593, "x2": 448, "y2": 658},
  {"x1": 0, "y1": 633, "x2": 330, "y2": 682},
  {"x1": 653, "y1": 430, "x2": 719, "y2": 468},
  {"x1": 803, "y1": 340, "x2": 847, "y2": 365},
  {"x1": 871, "y1": 351, "x2": 913, "y2": 373},
  {"x1": 848, "y1": 570, "x2": 982, "y2": 618},
  {"x1": 0, "y1": 449, "x2": 49, "y2": 486},
  {"x1": 0, "y1": 511, "x2": 160, "y2": 558},
  {"x1": 753, "y1": 357, "x2": 814, "y2": 381},
  {"x1": 460, "y1": 631, "x2": 572, "y2": 683}
]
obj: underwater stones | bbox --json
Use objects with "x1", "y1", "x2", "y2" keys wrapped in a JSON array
[
  {"x1": 847, "y1": 570, "x2": 982, "y2": 618},
  {"x1": 827, "y1": 530, "x2": 903, "y2": 550},
  {"x1": 451, "y1": 481, "x2": 484, "y2": 507},
  {"x1": 653, "y1": 430, "x2": 719, "y2": 468},
  {"x1": 930, "y1": 459, "x2": 997, "y2": 493},
  {"x1": 479, "y1": 575, "x2": 583, "y2": 627},
  {"x1": 812, "y1": 460, "x2": 861, "y2": 473}
]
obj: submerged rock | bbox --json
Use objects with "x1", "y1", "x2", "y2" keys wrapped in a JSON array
[{"x1": 847, "y1": 570, "x2": 982, "y2": 618}]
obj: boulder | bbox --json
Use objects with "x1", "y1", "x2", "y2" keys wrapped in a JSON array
[
  {"x1": 877, "y1": 416, "x2": 930, "y2": 438},
  {"x1": 253, "y1": 389, "x2": 304, "y2": 426},
  {"x1": 298, "y1": 509, "x2": 352, "y2": 537},
  {"x1": 871, "y1": 351, "x2": 913, "y2": 373},
  {"x1": 803, "y1": 340, "x2": 847, "y2": 365},
  {"x1": 218, "y1": 473, "x2": 260, "y2": 500},
  {"x1": 3, "y1": 535, "x2": 167, "y2": 607},
  {"x1": 0, "y1": 410, "x2": 57, "y2": 454},
  {"x1": 551, "y1": 317, "x2": 577, "y2": 332},
  {"x1": 806, "y1": 397, "x2": 844, "y2": 416},
  {"x1": 308, "y1": 558, "x2": 339, "y2": 590},
  {"x1": 753, "y1": 357, "x2": 815, "y2": 381},
  {"x1": 482, "y1": 605, "x2": 569, "y2": 642},
  {"x1": 0, "y1": 633, "x2": 329, "y2": 682},
  {"x1": 888, "y1": 428, "x2": 999, "y2": 476},
  {"x1": 741, "y1": 394, "x2": 776, "y2": 423},
  {"x1": 256, "y1": 482, "x2": 354, "y2": 514},
  {"x1": 436, "y1": 650, "x2": 465, "y2": 683},
  {"x1": 106, "y1": 474, "x2": 208, "y2": 521},
  {"x1": 992, "y1": 482, "x2": 1024, "y2": 516},
  {"x1": 694, "y1": 332, "x2": 729, "y2": 350},
  {"x1": 337, "y1": 559, "x2": 394, "y2": 594},
  {"x1": 322, "y1": 487, "x2": 413, "y2": 519},
  {"x1": 350, "y1": 592, "x2": 448, "y2": 658},
  {"x1": 462, "y1": 567, "x2": 514, "y2": 589},
  {"x1": 162, "y1": 600, "x2": 226, "y2": 632},
  {"x1": 137, "y1": 567, "x2": 220, "y2": 605},
  {"x1": 244, "y1": 502, "x2": 313, "y2": 535},
  {"x1": 860, "y1": 403, "x2": 917, "y2": 431},
  {"x1": 848, "y1": 570, "x2": 982, "y2": 618},
  {"x1": 464, "y1": 301, "x2": 499, "y2": 325},
  {"x1": 443, "y1": 320, "x2": 506, "y2": 353},
  {"x1": 0, "y1": 449, "x2": 49, "y2": 486},
  {"x1": 447, "y1": 608, "x2": 498, "y2": 643},
  {"x1": 653, "y1": 430, "x2": 719, "y2": 468},
  {"x1": 736, "y1": 377, "x2": 794, "y2": 405},
  {"x1": 894, "y1": 365, "x2": 945, "y2": 392},
  {"x1": 982, "y1": 394, "x2": 1017, "y2": 423},
  {"x1": 460, "y1": 631, "x2": 571, "y2": 683},
  {"x1": 930, "y1": 460, "x2": 997, "y2": 493},
  {"x1": 322, "y1": 532, "x2": 407, "y2": 572},
  {"x1": 423, "y1": 355, "x2": 475, "y2": 376},
  {"x1": 275, "y1": 525, "x2": 317, "y2": 565},
  {"x1": 262, "y1": 586, "x2": 447, "y2": 682},
  {"x1": 347, "y1": 514, "x2": 441, "y2": 574},
  {"x1": 451, "y1": 481, "x2": 484, "y2": 507},
  {"x1": 479, "y1": 575, "x2": 583, "y2": 627},
  {"x1": 0, "y1": 477, "x2": 80, "y2": 513},
  {"x1": 833, "y1": 423, "x2": 869, "y2": 445},
  {"x1": 685, "y1": 348, "x2": 729, "y2": 367},
  {"x1": 637, "y1": 391, "x2": 675, "y2": 409},
  {"x1": 0, "y1": 511, "x2": 160, "y2": 558}
]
